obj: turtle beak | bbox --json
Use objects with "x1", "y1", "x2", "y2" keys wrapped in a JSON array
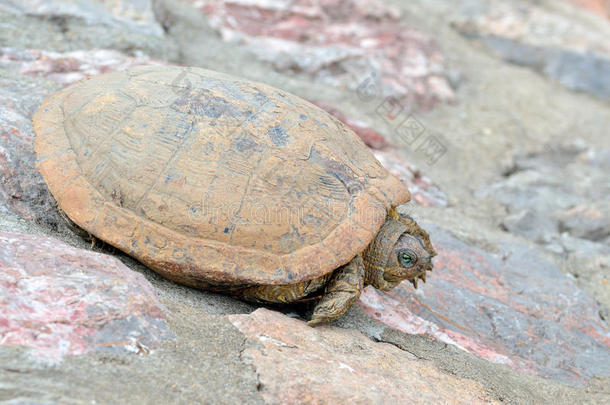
[
  {"x1": 424, "y1": 256, "x2": 433, "y2": 271},
  {"x1": 410, "y1": 257, "x2": 433, "y2": 288}
]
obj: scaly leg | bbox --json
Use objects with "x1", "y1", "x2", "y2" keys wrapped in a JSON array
[{"x1": 308, "y1": 254, "x2": 365, "y2": 326}]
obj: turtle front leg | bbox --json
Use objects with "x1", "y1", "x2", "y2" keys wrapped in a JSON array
[{"x1": 308, "y1": 254, "x2": 365, "y2": 326}]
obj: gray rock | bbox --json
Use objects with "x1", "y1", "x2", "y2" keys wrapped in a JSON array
[
  {"x1": 478, "y1": 143, "x2": 610, "y2": 250},
  {"x1": 0, "y1": 314, "x2": 263, "y2": 404},
  {"x1": 475, "y1": 169, "x2": 579, "y2": 214},
  {"x1": 452, "y1": 0, "x2": 610, "y2": 100},
  {"x1": 502, "y1": 208, "x2": 559, "y2": 242},
  {"x1": 0, "y1": 68, "x2": 63, "y2": 229},
  {"x1": 0, "y1": 0, "x2": 177, "y2": 59},
  {"x1": 557, "y1": 202, "x2": 610, "y2": 242},
  {"x1": 481, "y1": 36, "x2": 610, "y2": 100}
]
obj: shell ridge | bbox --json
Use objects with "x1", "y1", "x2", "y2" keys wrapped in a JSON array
[
  {"x1": 132, "y1": 118, "x2": 195, "y2": 211},
  {"x1": 227, "y1": 147, "x2": 269, "y2": 245}
]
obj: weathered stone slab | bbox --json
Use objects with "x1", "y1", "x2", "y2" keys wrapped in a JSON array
[
  {"x1": 0, "y1": 0, "x2": 177, "y2": 59},
  {"x1": 228, "y1": 308, "x2": 497, "y2": 404},
  {"x1": 186, "y1": 0, "x2": 455, "y2": 110},
  {"x1": 0, "y1": 69, "x2": 62, "y2": 227},
  {"x1": 452, "y1": 0, "x2": 610, "y2": 99},
  {"x1": 0, "y1": 231, "x2": 172, "y2": 362}
]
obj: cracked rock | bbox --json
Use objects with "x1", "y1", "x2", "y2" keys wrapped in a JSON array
[{"x1": 228, "y1": 308, "x2": 497, "y2": 404}]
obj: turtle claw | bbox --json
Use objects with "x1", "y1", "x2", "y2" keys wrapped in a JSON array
[
  {"x1": 307, "y1": 317, "x2": 326, "y2": 327},
  {"x1": 411, "y1": 278, "x2": 418, "y2": 289}
]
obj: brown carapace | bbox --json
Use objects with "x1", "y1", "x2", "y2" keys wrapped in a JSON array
[{"x1": 33, "y1": 66, "x2": 436, "y2": 325}]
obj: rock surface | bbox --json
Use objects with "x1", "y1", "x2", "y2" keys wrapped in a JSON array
[
  {"x1": 359, "y1": 224, "x2": 610, "y2": 386},
  {"x1": 0, "y1": 69, "x2": 62, "y2": 227},
  {"x1": 185, "y1": 0, "x2": 455, "y2": 110},
  {"x1": 0, "y1": 0, "x2": 177, "y2": 59},
  {"x1": 0, "y1": 231, "x2": 172, "y2": 362},
  {"x1": 452, "y1": 0, "x2": 610, "y2": 99},
  {"x1": 0, "y1": 47, "x2": 165, "y2": 85},
  {"x1": 475, "y1": 142, "x2": 610, "y2": 307},
  {"x1": 229, "y1": 308, "x2": 498, "y2": 404}
]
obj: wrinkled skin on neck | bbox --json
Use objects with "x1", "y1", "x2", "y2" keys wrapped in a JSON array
[{"x1": 363, "y1": 212, "x2": 436, "y2": 291}]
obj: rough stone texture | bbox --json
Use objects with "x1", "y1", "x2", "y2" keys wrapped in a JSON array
[
  {"x1": 0, "y1": 69, "x2": 63, "y2": 228},
  {"x1": 474, "y1": 142, "x2": 610, "y2": 309},
  {"x1": 376, "y1": 325, "x2": 610, "y2": 405},
  {"x1": 185, "y1": 0, "x2": 455, "y2": 110},
  {"x1": 476, "y1": 143, "x2": 610, "y2": 246},
  {"x1": 359, "y1": 224, "x2": 610, "y2": 386},
  {"x1": 453, "y1": 0, "x2": 610, "y2": 99},
  {"x1": 501, "y1": 208, "x2": 559, "y2": 243},
  {"x1": 0, "y1": 0, "x2": 177, "y2": 59},
  {"x1": 0, "y1": 231, "x2": 172, "y2": 362},
  {"x1": 558, "y1": 202, "x2": 610, "y2": 242},
  {"x1": 454, "y1": 0, "x2": 610, "y2": 53},
  {"x1": 0, "y1": 312, "x2": 263, "y2": 404},
  {"x1": 229, "y1": 308, "x2": 498, "y2": 405},
  {"x1": 0, "y1": 47, "x2": 165, "y2": 85}
]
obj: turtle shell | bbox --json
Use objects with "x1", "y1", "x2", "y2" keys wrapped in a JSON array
[{"x1": 33, "y1": 66, "x2": 409, "y2": 287}]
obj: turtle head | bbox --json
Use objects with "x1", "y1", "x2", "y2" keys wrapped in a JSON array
[
  {"x1": 383, "y1": 231, "x2": 435, "y2": 287},
  {"x1": 364, "y1": 208, "x2": 437, "y2": 290}
]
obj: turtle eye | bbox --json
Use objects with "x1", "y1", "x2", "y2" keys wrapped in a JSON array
[{"x1": 398, "y1": 249, "x2": 417, "y2": 267}]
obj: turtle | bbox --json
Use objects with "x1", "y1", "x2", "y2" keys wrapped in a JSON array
[{"x1": 33, "y1": 65, "x2": 436, "y2": 325}]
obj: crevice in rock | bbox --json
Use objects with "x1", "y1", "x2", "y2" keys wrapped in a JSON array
[{"x1": 371, "y1": 335, "x2": 426, "y2": 360}]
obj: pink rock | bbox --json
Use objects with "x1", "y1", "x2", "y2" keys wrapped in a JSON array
[
  {"x1": 0, "y1": 48, "x2": 165, "y2": 85},
  {"x1": 188, "y1": 0, "x2": 455, "y2": 110},
  {"x1": 0, "y1": 231, "x2": 171, "y2": 363},
  {"x1": 359, "y1": 225, "x2": 610, "y2": 386},
  {"x1": 228, "y1": 308, "x2": 498, "y2": 404}
]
